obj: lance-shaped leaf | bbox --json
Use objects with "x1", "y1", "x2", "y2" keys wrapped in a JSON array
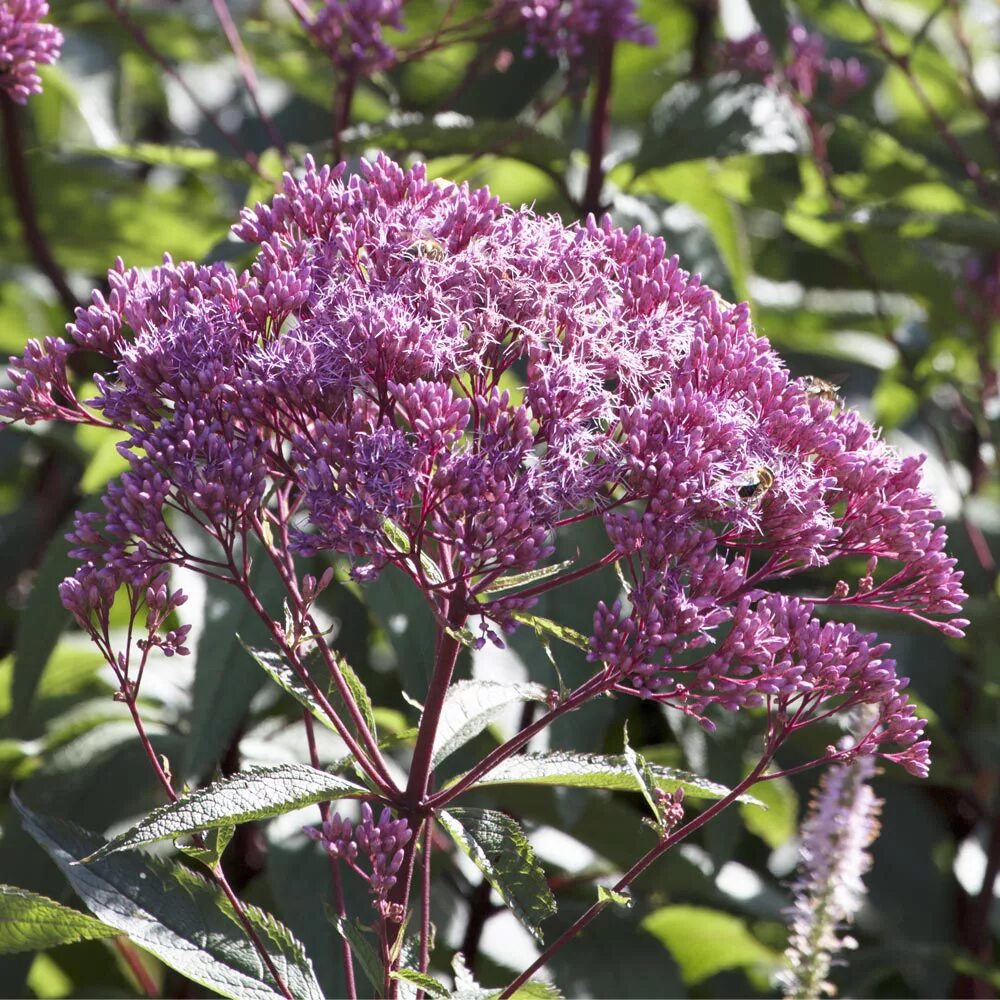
[
  {"x1": 431, "y1": 680, "x2": 550, "y2": 768},
  {"x1": 511, "y1": 613, "x2": 590, "y2": 651},
  {"x1": 0, "y1": 885, "x2": 118, "y2": 954},
  {"x1": 480, "y1": 560, "x2": 575, "y2": 596},
  {"x1": 448, "y1": 750, "x2": 763, "y2": 804},
  {"x1": 331, "y1": 915, "x2": 383, "y2": 998},
  {"x1": 16, "y1": 798, "x2": 324, "y2": 1000},
  {"x1": 439, "y1": 808, "x2": 555, "y2": 942},
  {"x1": 623, "y1": 723, "x2": 665, "y2": 828},
  {"x1": 82, "y1": 764, "x2": 367, "y2": 862},
  {"x1": 391, "y1": 969, "x2": 449, "y2": 998}
]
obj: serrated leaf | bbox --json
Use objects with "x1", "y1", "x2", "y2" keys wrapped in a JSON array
[
  {"x1": 510, "y1": 613, "x2": 590, "y2": 652},
  {"x1": 596, "y1": 886, "x2": 633, "y2": 908},
  {"x1": 177, "y1": 823, "x2": 235, "y2": 869},
  {"x1": 332, "y1": 914, "x2": 383, "y2": 998},
  {"x1": 641, "y1": 905, "x2": 781, "y2": 985},
  {"x1": 431, "y1": 680, "x2": 550, "y2": 768},
  {"x1": 480, "y1": 560, "x2": 575, "y2": 596},
  {"x1": 439, "y1": 809, "x2": 555, "y2": 942},
  {"x1": 508, "y1": 983, "x2": 564, "y2": 999},
  {"x1": 0, "y1": 885, "x2": 118, "y2": 954},
  {"x1": 392, "y1": 968, "x2": 448, "y2": 997},
  {"x1": 241, "y1": 641, "x2": 339, "y2": 734},
  {"x1": 16, "y1": 798, "x2": 324, "y2": 1000},
  {"x1": 303, "y1": 644, "x2": 378, "y2": 743},
  {"x1": 450, "y1": 750, "x2": 762, "y2": 805},
  {"x1": 82, "y1": 764, "x2": 366, "y2": 862}
]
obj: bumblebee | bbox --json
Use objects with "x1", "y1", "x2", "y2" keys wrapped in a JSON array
[
  {"x1": 404, "y1": 237, "x2": 446, "y2": 262},
  {"x1": 737, "y1": 466, "x2": 775, "y2": 502}
]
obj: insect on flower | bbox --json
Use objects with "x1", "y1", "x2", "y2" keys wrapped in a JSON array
[
  {"x1": 404, "y1": 235, "x2": 446, "y2": 262},
  {"x1": 737, "y1": 465, "x2": 775, "y2": 503},
  {"x1": 801, "y1": 375, "x2": 841, "y2": 404}
]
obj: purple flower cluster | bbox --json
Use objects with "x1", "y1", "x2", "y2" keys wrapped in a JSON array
[
  {"x1": 499, "y1": 0, "x2": 655, "y2": 60},
  {"x1": 721, "y1": 24, "x2": 867, "y2": 103},
  {"x1": 779, "y1": 751, "x2": 882, "y2": 998},
  {"x1": 305, "y1": 803, "x2": 412, "y2": 911},
  {"x1": 0, "y1": 153, "x2": 966, "y2": 776},
  {"x1": 0, "y1": 0, "x2": 62, "y2": 104},
  {"x1": 311, "y1": 0, "x2": 404, "y2": 75}
]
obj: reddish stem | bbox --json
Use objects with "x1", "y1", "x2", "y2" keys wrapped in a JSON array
[
  {"x1": 582, "y1": 38, "x2": 615, "y2": 216},
  {"x1": 113, "y1": 937, "x2": 159, "y2": 998},
  {"x1": 1, "y1": 94, "x2": 79, "y2": 314}
]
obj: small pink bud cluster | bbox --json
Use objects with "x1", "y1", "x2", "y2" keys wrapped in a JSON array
[
  {"x1": 311, "y1": 0, "x2": 404, "y2": 75},
  {"x1": 305, "y1": 803, "x2": 413, "y2": 911},
  {"x1": 499, "y1": 0, "x2": 655, "y2": 61},
  {"x1": 721, "y1": 23, "x2": 867, "y2": 104},
  {"x1": 0, "y1": 0, "x2": 62, "y2": 104}
]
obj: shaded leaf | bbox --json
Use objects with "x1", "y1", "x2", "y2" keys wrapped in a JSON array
[
  {"x1": 17, "y1": 798, "x2": 324, "y2": 1000},
  {"x1": 392, "y1": 968, "x2": 448, "y2": 997},
  {"x1": 332, "y1": 915, "x2": 383, "y2": 998},
  {"x1": 633, "y1": 80, "x2": 805, "y2": 176},
  {"x1": 0, "y1": 885, "x2": 117, "y2": 954},
  {"x1": 439, "y1": 808, "x2": 555, "y2": 942}
]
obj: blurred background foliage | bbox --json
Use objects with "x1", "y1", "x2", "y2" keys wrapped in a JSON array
[{"x1": 1, "y1": 0, "x2": 999, "y2": 996}]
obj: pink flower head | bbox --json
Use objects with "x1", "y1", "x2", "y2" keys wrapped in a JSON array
[
  {"x1": 0, "y1": 0, "x2": 62, "y2": 104},
  {"x1": 311, "y1": 0, "x2": 404, "y2": 75},
  {"x1": 501, "y1": 0, "x2": 655, "y2": 61},
  {"x1": 0, "y1": 154, "x2": 965, "y2": 777}
]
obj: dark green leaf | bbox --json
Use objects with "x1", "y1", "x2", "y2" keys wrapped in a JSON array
[
  {"x1": 633, "y1": 80, "x2": 805, "y2": 177},
  {"x1": 439, "y1": 808, "x2": 555, "y2": 942},
  {"x1": 449, "y1": 749, "x2": 762, "y2": 804},
  {"x1": 16, "y1": 797, "x2": 324, "y2": 1000},
  {"x1": 0, "y1": 885, "x2": 117, "y2": 954},
  {"x1": 332, "y1": 915, "x2": 383, "y2": 998},
  {"x1": 177, "y1": 823, "x2": 235, "y2": 869},
  {"x1": 391, "y1": 968, "x2": 448, "y2": 997},
  {"x1": 82, "y1": 764, "x2": 366, "y2": 862}
]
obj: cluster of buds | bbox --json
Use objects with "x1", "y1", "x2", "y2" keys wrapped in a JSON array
[
  {"x1": 310, "y1": 0, "x2": 404, "y2": 75},
  {"x1": 0, "y1": 0, "x2": 62, "y2": 104},
  {"x1": 305, "y1": 803, "x2": 413, "y2": 913},
  {"x1": 721, "y1": 23, "x2": 867, "y2": 104},
  {"x1": 0, "y1": 153, "x2": 966, "y2": 781},
  {"x1": 497, "y1": 0, "x2": 655, "y2": 62}
]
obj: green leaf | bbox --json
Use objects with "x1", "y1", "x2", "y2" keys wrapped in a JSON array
[
  {"x1": 632, "y1": 80, "x2": 805, "y2": 177},
  {"x1": 431, "y1": 680, "x2": 550, "y2": 768},
  {"x1": 82, "y1": 764, "x2": 367, "y2": 862},
  {"x1": 391, "y1": 968, "x2": 448, "y2": 997},
  {"x1": 641, "y1": 905, "x2": 781, "y2": 985},
  {"x1": 177, "y1": 823, "x2": 235, "y2": 869},
  {"x1": 596, "y1": 886, "x2": 633, "y2": 909},
  {"x1": 184, "y1": 554, "x2": 288, "y2": 780},
  {"x1": 16, "y1": 798, "x2": 324, "y2": 1000},
  {"x1": 305, "y1": 644, "x2": 379, "y2": 743},
  {"x1": 69, "y1": 142, "x2": 256, "y2": 181},
  {"x1": 510, "y1": 613, "x2": 590, "y2": 652},
  {"x1": 332, "y1": 915, "x2": 383, "y2": 998},
  {"x1": 509, "y1": 983, "x2": 564, "y2": 999},
  {"x1": 622, "y1": 724, "x2": 665, "y2": 828},
  {"x1": 438, "y1": 808, "x2": 555, "y2": 942},
  {"x1": 342, "y1": 117, "x2": 571, "y2": 178},
  {"x1": 449, "y1": 750, "x2": 762, "y2": 804},
  {"x1": 241, "y1": 641, "x2": 339, "y2": 734},
  {"x1": 0, "y1": 885, "x2": 118, "y2": 954},
  {"x1": 12, "y1": 497, "x2": 105, "y2": 735},
  {"x1": 480, "y1": 560, "x2": 575, "y2": 596},
  {"x1": 740, "y1": 774, "x2": 798, "y2": 849},
  {"x1": 747, "y1": 0, "x2": 788, "y2": 57}
]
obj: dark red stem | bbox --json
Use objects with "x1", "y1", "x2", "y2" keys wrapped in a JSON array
[
  {"x1": 1, "y1": 94, "x2": 79, "y2": 314},
  {"x1": 582, "y1": 38, "x2": 615, "y2": 216}
]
